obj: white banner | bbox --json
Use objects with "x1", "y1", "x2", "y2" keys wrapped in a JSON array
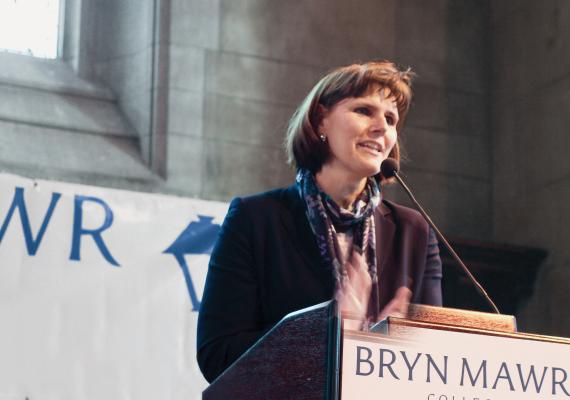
[{"x1": 0, "y1": 173, "x2": 228, "y2": 400}]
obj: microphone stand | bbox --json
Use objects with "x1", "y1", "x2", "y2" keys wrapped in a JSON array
[{"x1": 393, "y1": 171, "x2": 501, "y2": 315}]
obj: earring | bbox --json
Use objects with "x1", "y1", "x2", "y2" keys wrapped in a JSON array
[{"x1": 319, "y1": 133, "x2": 327, "y2": 142}]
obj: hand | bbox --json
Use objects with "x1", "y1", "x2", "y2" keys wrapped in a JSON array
[
  {"x1": 336, "y1": 251, "x2": 372, "y2": 320},
  {"x1": 378, "y1": 286, "x2": 412, "y2": 320}
]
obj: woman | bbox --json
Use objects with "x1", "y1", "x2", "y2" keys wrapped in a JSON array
[{"x1": 197, "y1": 60, "x2": 442, "y2": 383}]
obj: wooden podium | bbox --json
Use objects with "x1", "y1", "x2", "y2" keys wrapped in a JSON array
[{"x1": 203, "y1": 302, "x2": 570, "y2": 399}]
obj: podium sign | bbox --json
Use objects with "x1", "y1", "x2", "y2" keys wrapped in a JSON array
[
  {"x1": 203, "y1": 302, "x2": 570, "y2": 400},
  {"x1": 341, "y1": 323, "x2": 570, "y2": 400}
]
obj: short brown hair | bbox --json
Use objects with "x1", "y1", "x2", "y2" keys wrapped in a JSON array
[{"x1": 285, "y1": 60, "x2": 414, "y2": 180}]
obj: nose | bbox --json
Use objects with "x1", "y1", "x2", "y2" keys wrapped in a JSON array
[{"x1": 369, "y1": 114, "x2": 388, "y2": 137}]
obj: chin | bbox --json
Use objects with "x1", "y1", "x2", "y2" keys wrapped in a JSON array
[{"x1": 358, "y1": 164, "x2": 381, "y2": 178}]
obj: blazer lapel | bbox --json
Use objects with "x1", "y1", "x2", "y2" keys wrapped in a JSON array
[
  {"x1": 375, "y1": 200, "x2": 395, "y2": 281},
  {"x1": 279, "y1": 185, "x2": 326, "y2": 271}
]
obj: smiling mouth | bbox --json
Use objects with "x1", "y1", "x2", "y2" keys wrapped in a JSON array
[{"x1": 358, "y1": 143, "x2": 382, "y2": 153}]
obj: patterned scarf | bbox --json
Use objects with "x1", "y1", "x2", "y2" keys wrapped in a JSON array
[{"x1": 296, "y1": 168, "x2": 381, "y2": 322}]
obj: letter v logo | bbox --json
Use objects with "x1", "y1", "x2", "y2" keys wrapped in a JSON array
[{"x1": 0, "y1": 187, "x2": 61, "y2": 256}]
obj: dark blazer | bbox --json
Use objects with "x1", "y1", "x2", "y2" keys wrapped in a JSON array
[{"x1": 197, "y1": 185, "x2": 442, "y2": 383}]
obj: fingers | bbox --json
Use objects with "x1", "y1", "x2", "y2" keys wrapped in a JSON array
[
  {"x1": 338, "y1": 250, "x2": 373, "y2": 319},
  {"x1": 344, "y1": 251, "x2": 371, "y2": 286},
  {"x1": 378, "y1": 286, "x2": 412, "y2": 320},
  {"x1": 347, "y1": 251, "x2": 367, "y2": 273},
  {"x1": 394, "y1": 286, "x2": 412, "y2": 304},
  {"x1": 337, "y1": 283, "x2": 367, "y2": 316}
]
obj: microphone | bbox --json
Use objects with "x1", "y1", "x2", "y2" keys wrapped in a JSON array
[{"x1": 381, "y1": 158, "x2": 501, "y2": 314}]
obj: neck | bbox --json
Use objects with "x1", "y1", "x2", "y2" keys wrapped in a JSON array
[{"x1": 315, "y1": 165, "x2": 367, "y2": 209}]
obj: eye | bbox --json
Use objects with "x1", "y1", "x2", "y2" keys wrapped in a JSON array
[
  {"x1": 354, "y1": 106, "x2": 371, "y2": 116},
  {"x1": 385, "y1": 113, "x2": 397, "y2": 126}
]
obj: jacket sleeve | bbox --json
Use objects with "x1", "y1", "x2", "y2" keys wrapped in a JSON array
[
  {"x1": 196, "y1": 197, "x2": 266, "y2": 383},
  {"x1": 421, "y1": 227, "x2": 443, "y2": 306}
]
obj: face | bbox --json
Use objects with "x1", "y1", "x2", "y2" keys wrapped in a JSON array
[{"x1": 318, "y1": 88, "x2": 399, "y2": 181}]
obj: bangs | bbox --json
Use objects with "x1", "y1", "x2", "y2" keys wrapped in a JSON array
[{"x1": 318, "y1": 63, "x2": 414, "y2": 124}]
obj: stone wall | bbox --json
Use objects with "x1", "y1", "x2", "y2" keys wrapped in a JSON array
[
  {"x1": 0, "y1": 0, "x2": 160, "y2": 191},
  {"x1": 492, "y1": 1, "x2": 570, "y2": 336},
  {"x1": 389, "y1": 1, "x2": 492, "y2": 240},
  {"x1": 1, "y1": 0, "x2": 493, "y2": 228},
  {"x1": 77, "y1": 0, "x2": 157, "y2": 167},
  {"x1": 167, "y1": 0, "x2": 493, "y2": 243}
]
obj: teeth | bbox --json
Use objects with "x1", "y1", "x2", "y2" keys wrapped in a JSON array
[{"x1": 360, "y1": 143, "x2": 380, "y2": 152}]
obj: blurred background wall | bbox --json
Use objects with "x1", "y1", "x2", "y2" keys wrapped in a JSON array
[
  {"x1": 0, "y1": 0, "x2": 568, "y2": 335},
  {"x1": 492, "y1": 2, "x2": 570, "y2": 335}
]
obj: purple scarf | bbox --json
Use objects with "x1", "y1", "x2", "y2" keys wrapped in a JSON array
[{"x1": 296, "y1": 169, "x2": 381, "y2": 321}]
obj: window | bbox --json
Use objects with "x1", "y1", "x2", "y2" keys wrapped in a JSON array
[{"x1": 0, "y1": 0, "x2": 62, "y2": 59}]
